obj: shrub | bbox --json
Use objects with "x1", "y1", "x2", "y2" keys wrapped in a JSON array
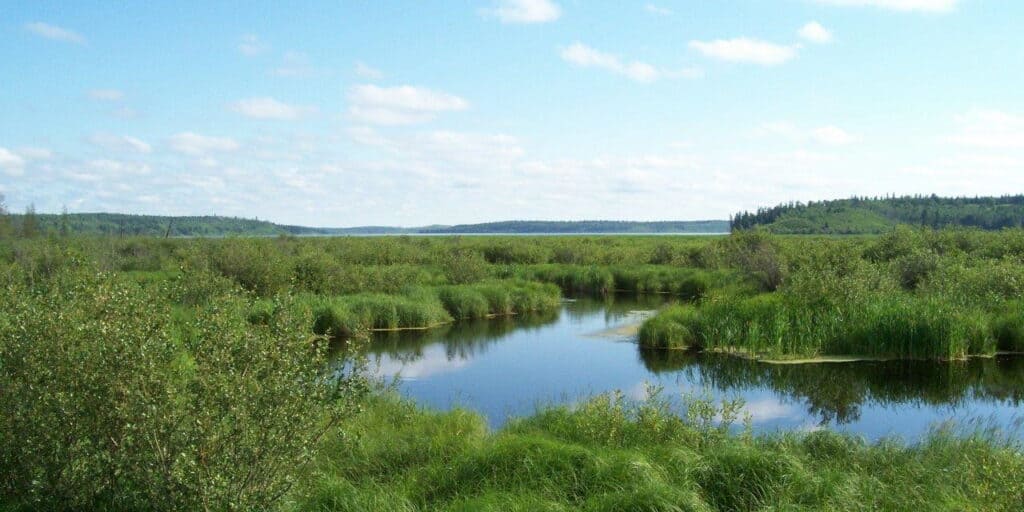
[
  {"x1": 208, "y1": 238, "x2": 291, "y2": 296},
  {"x1": 442, "y1": 247, "x2": 489, "y2": 285},
  {"x1": 0, "y1": 271, "x2": 367, "y2": 511}
]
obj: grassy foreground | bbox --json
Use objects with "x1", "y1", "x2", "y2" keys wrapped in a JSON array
[{"x1": 296, "y1": 392, "x2": 1024, "y2": 512}]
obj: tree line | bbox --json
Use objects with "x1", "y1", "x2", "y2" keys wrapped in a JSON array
[{"x1": 731, "y1": 194, "x2": 1024, "y2": 233}]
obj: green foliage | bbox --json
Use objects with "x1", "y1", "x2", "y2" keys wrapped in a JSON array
[
  {"x1": 442, "y1": 247, "x2": 489, "y2": 284},
  {"x1": 208, "y1": 238, "x2": 292, "y2": 296},
  {"x1": 0, "y1": 270, "x2": 367, "y2": 511}
]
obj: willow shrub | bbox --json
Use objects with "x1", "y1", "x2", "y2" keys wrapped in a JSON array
[{"x1": 0, "y1": 270, "x2": 367, "y2": 511}]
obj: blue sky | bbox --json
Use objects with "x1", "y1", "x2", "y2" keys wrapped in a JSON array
[{"x1": 2, "y1": 0, "x2": 1023, "y2": 226}]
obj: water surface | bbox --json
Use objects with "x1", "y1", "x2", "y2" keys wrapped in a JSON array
[{"x1": 362, "y1": 296, "x2": 1024, "y2": 440}]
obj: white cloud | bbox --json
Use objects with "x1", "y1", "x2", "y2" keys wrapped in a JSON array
[
  {"x1": 690, "y1": 38, "x2": 799, "y2": 66},
  {"x1": 644, "y1": 3, "x2": 673, "y2": 15},
  {"x1": 87, "y1": 133, "x2": 153, "y2": 153},
  {"x1": 811, "y1": 0, "x2": 958, "y2": 12},
  {"x1": 561, "y1": 42, "x2": 701, "y2": 82},
  {"x1": 947, "y1": 110, "x2": 1024, "y2": 149},
  {"x1": 168, "y1": 132, "x2": 240, "y2": 155},
  {"x1": 741, "y1": 399, "x2": 798, "y2": 422},
  {"x1": 229, "y1": 97, "x2": 317, "y2": 120},
  {"x1": 88, "y1": 159, "x2": 151, "y2": 176},
  {"x1": 238, "y1": 34, "x2": 268, "y2": 56},
  {"x1": 88, "y1": 89, "x2": 124, "y2": 101},
  {"x1": 24, "y1": 22, "x2": 85, "y2": 44},
  {"x1": 799, "y1": 22, "x2": 833, "y2": 44},
  {"x1": 0, "y1": 148, "x2": 26, "y2": 175},
  {"x1": 16, "y1": 147, "x2": 53, "y2": 161},
  {"x1": 483, "y1": 0, "x2": 561, "y2": 23},
  {"x1": 354, "y1": 61, "x2": 383, "y2": 79},
  {"x1": 348, "y1": 85, "x2": 469, "y2": 125}
]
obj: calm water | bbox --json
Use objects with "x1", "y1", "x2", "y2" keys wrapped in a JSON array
[{"x1": 360, "y1": 296, "x2": 1024, "y2": 440}]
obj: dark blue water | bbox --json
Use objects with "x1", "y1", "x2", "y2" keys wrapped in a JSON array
[{"x1": 363, "y1": 296, "x2": 1024, "y2": 440}]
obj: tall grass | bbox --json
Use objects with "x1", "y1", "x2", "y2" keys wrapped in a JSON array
[
  {"x1": 304, "y1": 280, "x2": 561, "y2": 338},
  {"x1": 296, "y1": 392, "x2": 1024, "y2": 511},
  {"x1": 641, "y1": 293, "x2": 1000, "y2": 360}
]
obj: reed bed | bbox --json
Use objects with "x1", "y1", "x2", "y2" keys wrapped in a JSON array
[
  {"x1": 298, "y1": 393, "x2": 1024, "y2": 511},
  {"x1": 299, "y1": 280, "x2": 561, "y2": 338}
]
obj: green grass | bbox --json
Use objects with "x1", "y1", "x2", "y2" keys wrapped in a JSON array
[
  {"x1": 641, "y1": 293, "x2": 1000, "y2": 360},
  {"x1": 516, "y1": 264, "x2": 729, "y2": 299},
  {"x1": 294, "y1": 393, "x2": 1024, "y2": 511},
  {"x1": 306, "y1": 280, "x2": 561, "y2": 338},
  {"x1": 638, "y1": 305, "x2": 699, "y2": 350}
]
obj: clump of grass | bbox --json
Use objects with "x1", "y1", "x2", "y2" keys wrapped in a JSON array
[
  {"x1": 300, "y1": 392, "x2": 1024, "y2": 511},
  {"x1": 517, "y1": 265, "x2": 615, "y2": 295},
  {"x1": 993, "y1": 301, "x2": 1024, "y2": 352},
  {"x1": 438, "y1": 286, "x2": 491, "y2": 320},
  {"x1": 644, "y1": 293, "x2": 999, "y2": 360},
  {"x1": 638, "y1": 305, "x2": 699, "y2": 350},
  {"x1": 309, "y1": 280, "x2": 560, "y2": 338},
  {"x1": 308, "y1": 293, "x2": 453, "y2": 338}
]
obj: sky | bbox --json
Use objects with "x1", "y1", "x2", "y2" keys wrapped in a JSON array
[{"x1": 1, "y1": 0, "x2": 1023, "y2": 226}]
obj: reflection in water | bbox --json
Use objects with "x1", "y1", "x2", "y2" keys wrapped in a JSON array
[
  {"x1": 367, "y1": 309, "x2": 560, "y2": 364},
  {"x1": 640, "y1": 349, "x2": 1024, "y2": 424},
  {"x1": 340, "y1": 294, "x2": 1024, "y2": 438}
]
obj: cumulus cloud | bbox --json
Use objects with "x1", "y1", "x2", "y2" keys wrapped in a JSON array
[
  {"x1": 24, "y1": 22, "x2": 85, "y2": 44},
  {"x1": 229, "y1": 97, "x2": 317, "y2": 120},
  {"x1": 798, "y1": 22, "x2": 833, "y2": 44},
  {"x1": 947, "y1": 110, "x2": 1024, "y2": 149},
  {"x1": 811, "y1": 0, "x2": 958, "y2": 12},
  {"x1": 348, "y1": 85, "x2": 469, "y2": 125},
  {"x1": 88, "y1": 89, "x2": 124, "y2": 101},
  {"x1": 87, "y1": 133, "x2": 153, "y2": 153},
  {"x1": 483, "y1": 0, "x2": 561, "y2": 23},
  {"x1": 561, "y1": 42, "x2": 701, "y2": 82},
  {"x1": 0, "y1": 148, "x2": 26, "y2": 175},
  {"x1": 354, "y1": 61, "x2": 383, "y2": 79},
  {"x1": 238, "y1": 34, "x2": 268, "y2": 56},
  {"x1": 689, "y1": 38, "x2": 799, "y2": 66},
  {"x1": 168, "y1": 132, "x2": 240, "y2": 155}
]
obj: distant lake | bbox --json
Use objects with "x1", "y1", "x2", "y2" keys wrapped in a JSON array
[{"x1": 353, "y1": 296, "x2": 1024, "y2": 441}]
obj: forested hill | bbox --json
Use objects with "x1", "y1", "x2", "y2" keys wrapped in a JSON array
[
  {"x1": 731, "y1": 195, "x2": 1024, "y2": 234},
  {"x1": 417, "y1": 220, "x2": 729, "y2": 234},
  {"x1": 2, "y1": 213, "x2": 729, "y2": 237},
  {"x1": 7, "y1": 213, "x2": 311, "y2": 237}
]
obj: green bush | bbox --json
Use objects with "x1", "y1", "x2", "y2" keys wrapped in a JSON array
[
  {"x1": 208, "y1": 238, "x2": 291, "y2": 296},
  {"x1": 0, "y1": 271, "x2": 366, "y2": 511},
  {"x1": 442, "y1": 247, "x2": 489, "y2": 285}
]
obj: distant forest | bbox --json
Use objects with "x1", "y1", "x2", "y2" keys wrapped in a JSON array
[
  {"x1": 731, "y1": 195, "x2": 1024, "y2": 234},
  {"x1": 0, "y1": 210, "x2": 729, "y2": 238}
]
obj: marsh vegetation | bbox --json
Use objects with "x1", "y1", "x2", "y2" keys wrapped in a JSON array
[{"x1": 3, "y1": 227, "x2": 1024, "y2": 510}]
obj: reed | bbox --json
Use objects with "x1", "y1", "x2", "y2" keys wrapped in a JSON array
[{"x1": 296, "y1": 393, "x2": 1024, "y2": 511}]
